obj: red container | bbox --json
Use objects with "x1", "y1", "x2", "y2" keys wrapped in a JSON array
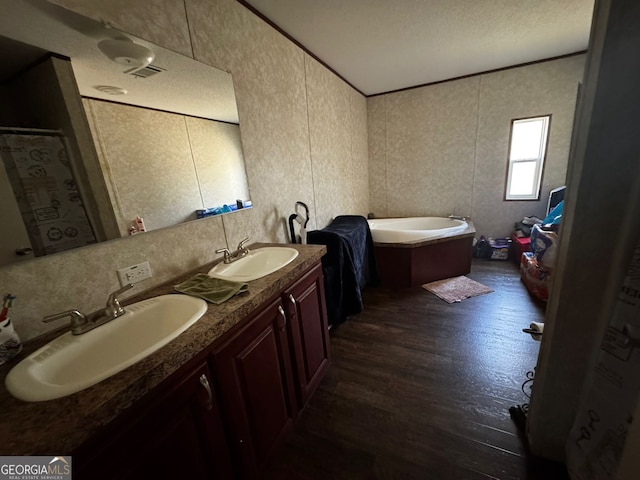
[{"x1": 511, "y1": 233, "x2": 531, "y2": 264}]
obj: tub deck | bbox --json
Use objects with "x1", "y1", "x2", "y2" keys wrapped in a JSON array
[{"x1": 373, "y1": 222, "x2": 476, "y2": 288}]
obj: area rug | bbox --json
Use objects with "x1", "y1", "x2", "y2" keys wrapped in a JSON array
[{"x1": 422, "y1": 276, "x2": 493, "y2": 303}]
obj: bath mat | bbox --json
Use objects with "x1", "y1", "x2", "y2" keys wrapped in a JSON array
[{"x1": 422, "y1": 276, "x2": 493, "y2": 303}]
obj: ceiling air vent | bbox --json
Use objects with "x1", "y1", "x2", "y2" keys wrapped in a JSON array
[{"x1": 125, "y1": 64, "x2": 166, "y2": 79}]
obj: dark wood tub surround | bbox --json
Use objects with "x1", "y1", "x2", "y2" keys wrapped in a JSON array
[{"x1": 373, "y1": 222, "x2": 476, "y2": 287}]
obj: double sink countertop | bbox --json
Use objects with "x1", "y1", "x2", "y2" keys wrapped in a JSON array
[{"x1": 0, "y1": 243, "x2": 326, "y2": 455}]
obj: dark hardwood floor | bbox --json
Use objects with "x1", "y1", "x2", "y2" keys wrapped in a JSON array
[{"x1": 263, "y1": 259, "x2": 568, "y2": 479}]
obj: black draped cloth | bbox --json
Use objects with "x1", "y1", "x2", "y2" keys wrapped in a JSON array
[{"x1": 307, "y1": 215, "x2": 379, "y2": 327}]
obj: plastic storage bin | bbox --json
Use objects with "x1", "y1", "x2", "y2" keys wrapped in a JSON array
[{"x1": 489, "y1": 238, "x2": 511, "y2": 260}]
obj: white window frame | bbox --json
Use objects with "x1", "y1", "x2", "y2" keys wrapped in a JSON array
[{"x1": 504, "y1": 115, "x2": 551, "y2": 201}]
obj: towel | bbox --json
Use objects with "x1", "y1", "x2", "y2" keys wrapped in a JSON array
[
  {"x1": 175, "y1": 273, "x2": 248, "y2": 304},
  {"x1": 307, "y1": 215, "x2": 379, "y2": 327}
]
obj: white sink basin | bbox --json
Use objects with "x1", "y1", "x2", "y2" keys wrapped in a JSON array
[
  {"x1": 5, "y1": 294, "x2": 207, "y2": 402},
  {"x1": 208, "y1": 246, "x2": 299, "y2": 282}
]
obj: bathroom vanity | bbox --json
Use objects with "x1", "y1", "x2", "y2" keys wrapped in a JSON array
[{"x1": 0, "y1": 244, "x2": 330, "y2": 479}]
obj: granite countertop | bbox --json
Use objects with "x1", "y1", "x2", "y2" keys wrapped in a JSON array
[
  {"x1": 372, "y1": 220, "x2": 477, "y2": 248},
  {"x1": 0, "y1": 243, "x2": 326, "y2": 455}
]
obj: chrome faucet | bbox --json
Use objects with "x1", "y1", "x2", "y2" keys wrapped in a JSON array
[
  {"x1": 43, "y1": 284, "x2": 134, "y2": 335},
  {"x1": 216, "y1": 237, "x2": 251, "y2": 264},
  {"x1": 448, "y1": 214, "x2": 469, "y2": 221}
]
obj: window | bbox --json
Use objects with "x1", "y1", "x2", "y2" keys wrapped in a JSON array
[{"x1": 505, "y1": 115, "x2": 550, "y2": 200}]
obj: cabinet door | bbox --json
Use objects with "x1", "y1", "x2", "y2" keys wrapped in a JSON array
[
  {"x1": 74, "y1": 363, "x2": 233, "y2": 480},
  {"x1": 284, "y1": 263, "x2": 331, "y2": 407},
  {"x1": 212, "y1": 298, "x2": 297, "y2": 478}
]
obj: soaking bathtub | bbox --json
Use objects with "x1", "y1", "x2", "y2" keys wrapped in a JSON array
[
  {"x1": 368, "y1": 216, "x2": 468, "y2": 243},
  {"x1": 368, "y1": 216, "x2": 475, "y2": 288}
]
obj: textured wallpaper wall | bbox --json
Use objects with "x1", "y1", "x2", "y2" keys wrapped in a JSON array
[
  {"x1": 85, "y1": 99, "x2": 202, "y2": 235},
  {"x1": 84, "y1": 99, "x2": 249, "y2": 236},
  {"x1": 185, "y1": 0, "x2": 371, "y2": 246},
  {"x1": 186, "y1": 117, "x2": 250, "y2": 210},
  {"x1": 4, "y1": 0, "x2": 370, "y2": 341},
  {"x1": 368, "y1": 55, "x2": 585, "y2": 237},
  {"x1": 305, "y1": 56, "x2": 370, "y2": 228}
]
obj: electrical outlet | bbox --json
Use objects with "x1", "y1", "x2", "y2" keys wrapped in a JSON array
[{"x1": 117, "y1": 261, "x2": 152, "y2": 286}]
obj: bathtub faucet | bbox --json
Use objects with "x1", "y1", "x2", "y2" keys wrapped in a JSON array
[{"x1": 448, "y1": 214, "x2": 469, "y2": 221}]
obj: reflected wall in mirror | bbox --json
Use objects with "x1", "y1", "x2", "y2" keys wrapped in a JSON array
[{"x1": 0, "y1": 0, "x2": 250, "y2": 266}]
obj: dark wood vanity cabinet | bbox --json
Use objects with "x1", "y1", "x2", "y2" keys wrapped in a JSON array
[
  {"x1": 74, "y1": 363, "x2": 233, "y2": 480},
  {"x1": 210, "y1": 263, "x2": 331, "y2": 478},
  {"x1": 74, "y1": 261, "x2": 330, "y2": 480},
  {"x1": 283, "y1": 263, "x2": 331, "y2": 408},
  {"x1": 211, "y1": 298, "x2": 298, "y2": 478}
]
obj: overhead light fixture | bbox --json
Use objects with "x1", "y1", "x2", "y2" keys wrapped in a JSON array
[
  {"x1": 94, "y1": 85, "x2": 128, "y2": 95},
  {"x1": 97, "y1": 38, "x2": 155, "y2": 68}
]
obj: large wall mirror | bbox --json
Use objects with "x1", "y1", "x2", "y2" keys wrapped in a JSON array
[{"x1": 0, "y1": 0, "x2": 251, "y2": 266}]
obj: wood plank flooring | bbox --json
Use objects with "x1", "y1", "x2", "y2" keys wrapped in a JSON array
[{"x1": 263, "y1": 259, "x2": 568, "y2": 479}]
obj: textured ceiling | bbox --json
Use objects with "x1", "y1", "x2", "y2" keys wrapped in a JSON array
[
  {"x1": 244, "y1": 0, "x2": 595, "y2": 95},
  {"x1": 0, "y1": 0, "x2": 238, "y2": 122}
]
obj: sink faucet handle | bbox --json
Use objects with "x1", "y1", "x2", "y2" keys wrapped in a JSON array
[
  {"x1": 216, "y1": 247, "x2": 231, "y2": 260},
  {"x1": 237, "y1": 237, "x2": 250, "y2": 250},
  {"x1": 43, "y1": 310, "x2": 86, "y2": 330},
  {"x1": 107, "y1": 283, "x2": 134, "y2": 316}
]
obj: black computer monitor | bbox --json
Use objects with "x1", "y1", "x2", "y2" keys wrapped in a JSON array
[{"x1": 547, "y1": 186, "x2": 566, "y2": 215}]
